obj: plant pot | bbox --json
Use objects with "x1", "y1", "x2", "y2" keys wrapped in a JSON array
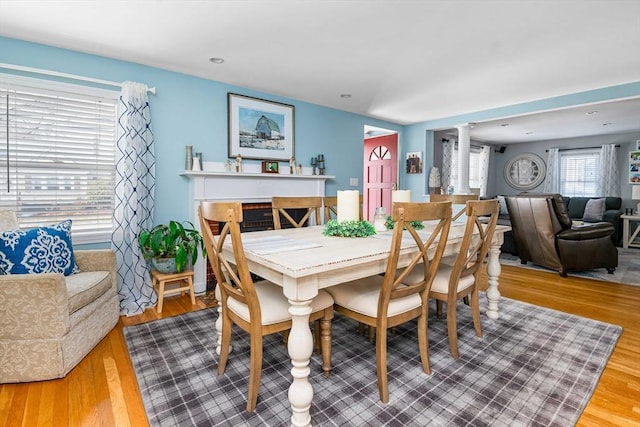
[{"x1": 152, "y1": 257, "x2": 177, "y2": 274}]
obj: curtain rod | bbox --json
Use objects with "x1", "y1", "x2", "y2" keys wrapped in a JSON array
[
  {"x1": 545, "y1": 144, "x2": 620, "y2": 152},
  {"x1": 0, "y1": 62, "x2": 156, "y2": 95},
  {"x1": 441, "y1": 138, "x2": 483, "y2": 150}
]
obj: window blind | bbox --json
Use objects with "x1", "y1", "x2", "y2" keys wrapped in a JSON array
[
  {"x1": 0, "y1": 78, "x2": 118, "y2": 243},
  {"x1": 560, "y1": 150, "x2": 599, "y2": 196},
  {"x1": 451, "y1": 149, "x2": 482, "y2": 190}
]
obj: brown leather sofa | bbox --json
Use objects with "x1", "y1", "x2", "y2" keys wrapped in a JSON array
[{"x1": 505, "y1": 194, "x2": 617, "y2": 277}]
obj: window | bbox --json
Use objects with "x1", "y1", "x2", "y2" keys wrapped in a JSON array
[
  {"x1": 559, "y1": 149, "x2": 600, "y2": 197},
  {"x1": 0, "y1": 75, "x2": 118, "y2": 244},
  {"x1": 451, "y1": 148, "x2": 482, "y2": 190}
]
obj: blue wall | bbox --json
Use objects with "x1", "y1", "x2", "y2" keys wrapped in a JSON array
[
  {"x1": 0, "y1": 36, "x2": 404, "y2": 231},
  {"x1": 2, "y1": 36, "x2": 640, "y2": 235}
]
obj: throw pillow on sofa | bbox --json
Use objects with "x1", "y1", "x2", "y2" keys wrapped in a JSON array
[
  {"x1": 583, "y1": 198, "x2": 606, "y2": 221},
  {"x1": 497, "y1": 195, "x2": 509, "y2": 215},
  {"x1": 0, "y1": 219, "x2": 79, "y2": 276}
]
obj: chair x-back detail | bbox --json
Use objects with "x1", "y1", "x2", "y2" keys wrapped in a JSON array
[
  {"x1": 325, "y1": 201, "x2": 452, "y2": 403},
  {"x1": 429, "y1": 194, "x2": 479, "y2": 221},
  {"x1": 271, "y1": 196, "x2": 323, "y2": 229},
  {"x1": 428, "y1": 199, "x2": 499, "y2": 358},
  {"x1": 198, "y1": 201, "x2": 334, "y2": 412}
]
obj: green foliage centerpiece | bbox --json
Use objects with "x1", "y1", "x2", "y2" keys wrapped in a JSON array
[
  {"x1": 385, "y1": 215, "x2": 425, "y2": 231},
  {"x1": 322, "y1": 219, "x2": 376, "y2": 238}
]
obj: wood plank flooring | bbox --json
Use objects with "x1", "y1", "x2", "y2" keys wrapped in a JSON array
[{"x1": 1, "y1": 265, "x2": 639, "y2": 426}]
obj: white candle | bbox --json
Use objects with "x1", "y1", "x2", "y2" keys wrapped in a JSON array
[
  {"x1": 392, "y1": 190, "x2": 411, "y2": 203},
  {"x1": 337, "y1": 190, "x2": 360, "y2": 222}
]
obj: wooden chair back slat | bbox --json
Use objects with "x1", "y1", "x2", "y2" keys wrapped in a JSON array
[
  {"x1": 378, "y1": 201, "x2": 452, "y2": 318},
  {"x1": 446, "y1": 199, "x2": 500, "y2": 300},
  {"x1": 198, "y1": 201, "x2": 259, "y2": 313},
  {"x1": 271, "y1": 196, "x2": 323, "y2": 229},
  {"x1": 429, "y1": 194, "x2": 479, "y2": 221}
]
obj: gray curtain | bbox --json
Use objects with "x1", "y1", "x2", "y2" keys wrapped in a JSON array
[
  {"x1": 112, "y1": 81, "x2": 157, "y2": 316},
  {"x1": 598, "y1": 144, "x2": 620, "y2": 196},
  {"x1": 441, "y1": 139, "x2": 454, "y2": 193},
  {"x1": 543, "y1": 148, "x2": 560, "y2": 193}
]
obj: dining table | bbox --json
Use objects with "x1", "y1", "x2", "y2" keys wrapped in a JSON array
[{"x1": 219, "y1": 222, "x2": 511, "y2": 427}]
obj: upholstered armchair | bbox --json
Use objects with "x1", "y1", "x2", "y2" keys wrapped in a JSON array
[
  {"x1": 0, "y1": 211, "x2": 120, "y2": 383},
  {"x1": 505, "y1": 195, "x2": 617, "y2": 277}
]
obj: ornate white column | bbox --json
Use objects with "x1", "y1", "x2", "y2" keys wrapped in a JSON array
[{"x1": 456, "y1": 123, "x2": 472, "y2": 194}]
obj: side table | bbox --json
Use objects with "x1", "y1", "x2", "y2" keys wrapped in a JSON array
[
  {"x1": 150, "y1": 269, "x2": 196, "y2": 313},
  {"x1": 621, "y1": 214, "x2": 640, "y2": 249}
]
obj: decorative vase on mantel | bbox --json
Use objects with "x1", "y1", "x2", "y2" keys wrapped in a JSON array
[{"x1": 185, "y1": 145, "x2": 193, "y2": 170}]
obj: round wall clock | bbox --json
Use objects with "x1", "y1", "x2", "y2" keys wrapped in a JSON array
[{"x1": 504, "y1": 153, "x2": 546, "y2": 190}]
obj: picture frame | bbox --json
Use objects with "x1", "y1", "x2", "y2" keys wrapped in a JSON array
[
  {"x1": 228, "y1": 93, "x2": 295, "y2": 161},
  {"x1": 261, "y1": 160, "x2": 279, "y2": 174},
  {"x1": 406, "y1": 151, "x2": 423, "y2": 174},
  {"x1": 636, "y1": 140, "x2": 640, "y2": 150},
  {"x1": 630, "y1": 151, "x2": 640, "y2": 183}
]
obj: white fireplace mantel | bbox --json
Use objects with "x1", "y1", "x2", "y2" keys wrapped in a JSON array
[{"x1": 182, "y1": 169, "x2": 335, "y2": 293}]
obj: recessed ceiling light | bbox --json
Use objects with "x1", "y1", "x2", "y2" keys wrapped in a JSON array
[
  {"x1": 500, "y1": 123, "x2": 509, "y2": 127},
  {"x1": 209, "y1": 57, "x2": 225, "y2": 64},
  {"x1": 602, "y1": 122, "x2": 612, "y2": 126},
  {"x1": 340, "y1": 94, "x2": 352, "y2": 99},
  {"x1": 586, "y1": 110, "x2": 598, "y2": 115},
  {"x1": 525, "y1": 132, "x2": 534, "y2": 135}
]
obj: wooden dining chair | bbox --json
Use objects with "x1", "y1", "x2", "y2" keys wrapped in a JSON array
[
  {"x1": 323, "y1": 195, "x2": 364, "y2": 223},
  {"x1": 198, "y1": 201, "x2": 334, "y2": 412},
  {"x1": 403, "y1": 199, "x2": 500, "y2": 358},
  {"x1": 325, "y1": 201, "x2": 452, "y2": 403},
  {"x1": 429, "y1": 194, "x2": 479, "y2": 221},
  {"x1": 271, "y1": 196, "x2": 323, "y2": 229}
]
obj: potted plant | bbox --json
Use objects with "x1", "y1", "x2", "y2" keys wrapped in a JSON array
[{"x1": 138, "y1": 220, "x2": 205, "y2": 273}]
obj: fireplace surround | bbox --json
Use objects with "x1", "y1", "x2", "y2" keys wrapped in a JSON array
[{"x1": 182, "y1": 166, "x2": 334, "y2": 293}]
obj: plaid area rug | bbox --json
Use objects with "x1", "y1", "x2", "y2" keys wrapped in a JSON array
[{"x1": 124, "y1": 295, "x2": 621, "y2": 427}]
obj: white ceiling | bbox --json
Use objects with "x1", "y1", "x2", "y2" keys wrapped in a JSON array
[{"x1": 1, "y1": 0, "x2": 639, "y2": 143}]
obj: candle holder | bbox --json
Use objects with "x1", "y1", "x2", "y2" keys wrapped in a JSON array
[
  {"x1": 317, "y1": 154, "x2": 325, "y2": 175},
  {"x1": 311, "y1": 156, "x2": 318, "y2": 175}
]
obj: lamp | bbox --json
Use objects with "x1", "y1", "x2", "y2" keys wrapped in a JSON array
[{"x1": 632, "y1": 186, "x2": 640, "y2": 215}]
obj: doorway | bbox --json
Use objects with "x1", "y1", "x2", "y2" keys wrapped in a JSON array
[{"x1": 363, "y1": 129, "x2": 398, "y2": 221}]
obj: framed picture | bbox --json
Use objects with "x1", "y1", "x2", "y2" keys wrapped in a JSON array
[
  {"x1": 630, "y1": 151, "x2": 640, "y2": 183},
  {"x1": 636, "y1": 140, "x2": 640, "y2": 150},
  {"x1": 261, "y1": 161, "x2": 279, "y2": 174},
  {"x1": 228, "y1": 93, "x2": 295, "y2": 161},
  {"x1": 406, "y1": 152, "x2": 423, "y2": 174}
]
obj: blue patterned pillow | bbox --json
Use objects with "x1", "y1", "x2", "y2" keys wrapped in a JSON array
[{"x1": 0, "y1": 220, "x2": 79, "y2": 276}]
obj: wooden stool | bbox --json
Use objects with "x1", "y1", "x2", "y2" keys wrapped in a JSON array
[{"x1": 150, "y1": 269, "x2": 196, "y2": 313}]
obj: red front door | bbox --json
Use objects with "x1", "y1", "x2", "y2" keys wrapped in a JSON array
[{"x1": 363, "y1": 133, "x2": 398, "y2": 221}]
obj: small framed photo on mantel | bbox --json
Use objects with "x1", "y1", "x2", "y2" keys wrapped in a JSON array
[{"x1": 261, "y1": 160, "x2": 279, "y2": 174}]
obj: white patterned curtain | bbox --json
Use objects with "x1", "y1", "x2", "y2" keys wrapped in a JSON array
[
  {"x1": 112, "y1": 81, "x2": 157, "y2": 316},
  {"x1": 479, "y1": 145, "x2": 491, "y2": 196},
  {"x1": 441, "y1": 139, "x2": 454, "y2": 192},
  {"x1": 543, "y1": 148, "x2": 560, "y2": 193},
  {"x1": 598, "y1": 144, "x2": 620, "y2": 196}
]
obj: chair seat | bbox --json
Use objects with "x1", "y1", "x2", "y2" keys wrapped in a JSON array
[
  {"x1": 227, "y1": 280, "x2": 334, "y2": 325},
  {"x1": 399, "y1": 265, "x2": 475, "y2": 294},
  {"x1": 326, "y1": 275, "x2": 422, "y2": 317}
]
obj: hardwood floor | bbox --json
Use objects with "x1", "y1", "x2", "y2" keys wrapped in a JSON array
[{"x1": 1, "y1": 265, "x2": 639, "y2": 426}]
